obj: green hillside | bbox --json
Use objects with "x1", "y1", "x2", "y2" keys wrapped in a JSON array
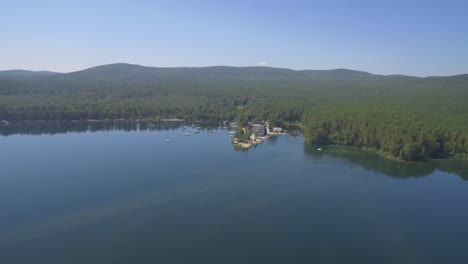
[{"x1": 0, "y1": 63, "x2": 467, "y2": 161}]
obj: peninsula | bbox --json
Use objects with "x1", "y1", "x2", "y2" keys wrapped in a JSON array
[{"x1": 231, "y1": 122, "x2": 288, "y2": 149}]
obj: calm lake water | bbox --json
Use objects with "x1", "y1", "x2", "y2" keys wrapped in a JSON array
[{"x1": 1, "y1": 122, "x2": 467, "y2": 264}]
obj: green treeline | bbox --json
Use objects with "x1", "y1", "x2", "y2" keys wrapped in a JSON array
[
  {"x1": 302, "y1": 108, "x2": 468, "y2": 161},
  {"x1": 1, "y1": 64, "x2": 467, "y2": 161}
]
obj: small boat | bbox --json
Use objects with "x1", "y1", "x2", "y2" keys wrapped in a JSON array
[
  {"x1": 228, "y1": 131, "x2": 235, "y2": 135},
  {"x1": 191, "y1": 124, "x2": 196, "y2": 127},
  {"x1": 184, "y1": 133, "x2": 190, "y2": 136},
  {"x1": 165, "y1": 140, "x2": 172, "y2": 142},
  {"x1": 196, "y1": 126, "x2": 201, "y2": 129},
  {"x1": 223, "y1": 126, "x2": 227, "y2": 129},
  {"x1": 194, "y1": 131, "x2": 200, "y2": 133},
  {"x1": 209, "y1": 130, "x2": 214, "y2": 133},
  {"x1": 317, "y1": 148, "x2": 322, "y2": 151}
]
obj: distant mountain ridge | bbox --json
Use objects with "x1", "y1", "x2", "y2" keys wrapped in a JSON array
[
  {"x1": 60, "y1": 63, "x2": 405, "y2": 81},
  {"x1": 0, "y1": 69, "x2": 59, "y2": 77},
  {"x1": 0, "y1": 63, "x2": 466, "y2": 82},
  {"x1": 0, "y1": 63, "x2": 467, "y2": 161}
]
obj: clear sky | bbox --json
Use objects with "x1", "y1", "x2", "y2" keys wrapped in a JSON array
[{"x1": 2, "y1": 0, "x2": 468, "y2": 76}]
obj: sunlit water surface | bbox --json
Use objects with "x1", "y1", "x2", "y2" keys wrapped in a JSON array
[{"x1": 1, "y1": 122, "x2": 467, "y2": 264}]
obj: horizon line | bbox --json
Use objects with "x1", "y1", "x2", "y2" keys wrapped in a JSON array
[{"x1": 1, "y1": 62, "x2": 467, "y2": 78}]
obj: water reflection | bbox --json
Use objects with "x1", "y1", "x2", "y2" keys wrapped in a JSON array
[
  {"x1": 0, "y1": 121, "x2": 204, "y2": 136},
  {"x1": 2, "y1": 122, "x2": 466, "y2": 180},
  {"x1": 304, "y1": 145, "x2": 468, "y2": 180}
]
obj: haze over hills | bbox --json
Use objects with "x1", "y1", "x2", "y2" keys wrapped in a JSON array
[
  {"x1": 2, "y1": 64, "x2": 466, "y2": 92},
  {"x1": 0, "y1": 63, "x2": 466, "y2": 101},
  {"x1": 0, "y1": 69, "x2": 59, "y2": 77},
  {"x1": 0, "y1": 63, "x2": 467, "y2": 161},
  {"x1": 0, "y1": 63, "x2": 462, "y2": 80}
]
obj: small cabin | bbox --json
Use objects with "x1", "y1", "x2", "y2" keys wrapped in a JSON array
[{"x1": 273, "y1": 127, "x2": 282, "y2": 134}]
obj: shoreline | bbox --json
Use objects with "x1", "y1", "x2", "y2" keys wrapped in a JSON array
[
  {"x1": 0, "y1": 118, "x2": 185, "y2": 126},
  {"x1": 232, "y1": 133, "x2": 291, "y2": 150},
  {"x1": 315, "y1": 144, "x2": 468, "y2": 162},
  {"x1": 2, "y1": 120, "x2": 465, "y2": 162}
]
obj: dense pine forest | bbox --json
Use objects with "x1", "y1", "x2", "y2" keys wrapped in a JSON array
[{"x1": 0, "y1": 63, "x2": 467, "y2": 161}]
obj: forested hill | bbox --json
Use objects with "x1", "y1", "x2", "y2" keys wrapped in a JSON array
[
  {"x1": 0, "y1": 63, "x2": 425, "y2": 82},
  {"x1": 0, "y1": 63, "x2": 467, "y2": 161},
  {"x1": 0, "y1": 70, "x2": 59, "y2": 79}
]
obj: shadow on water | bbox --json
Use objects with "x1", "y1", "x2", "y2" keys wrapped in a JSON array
[
  {"x1": 0, "y1": 121, "x2": 225, "y2": 137},
  {"x1": 2, "y1": 122, "x2": 466, "y2": 181},
  {"x1": 304, "y1": 145, "x2": 468, "y2": 180},
  {"x1": 0, "y1": 121, "x2": 215, "y2": 136}
]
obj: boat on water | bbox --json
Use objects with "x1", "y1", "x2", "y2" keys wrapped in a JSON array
[
  {"x1": 194, "y1": 131, "x2": 200, "y2": 133},
  {"x1": 209, "y1": 130, "x2": 214, "y2": 133},
  {"x1": 317, "y1": 148, "x2": 322, "y2": 151},
  {"x1": 165, "y1": 140, "x2": 172, "y2": 142},
  {"x1": 228, "y1": 131, "x2": 235, "y2": 135},
  {"x1": 184, "y1": 133, "x2": 190, "y2": 136}
]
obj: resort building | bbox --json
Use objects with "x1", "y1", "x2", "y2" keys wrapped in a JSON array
[{"x1": 251, "y1": 124, "x2": 266, "y2": 137}]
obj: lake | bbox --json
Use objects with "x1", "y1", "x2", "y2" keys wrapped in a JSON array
[{"x1": 1, "y1": 122, "x2": 467, "y2": 264}]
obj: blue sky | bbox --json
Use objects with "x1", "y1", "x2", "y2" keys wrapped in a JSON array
[{"x1": 2, "y1": 0, "x2": 468, "y2": 76}]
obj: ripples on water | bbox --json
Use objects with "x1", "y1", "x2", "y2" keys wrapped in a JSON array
[{"x1": 1, "y1": 122, "x2": 467, "y2": 264}]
